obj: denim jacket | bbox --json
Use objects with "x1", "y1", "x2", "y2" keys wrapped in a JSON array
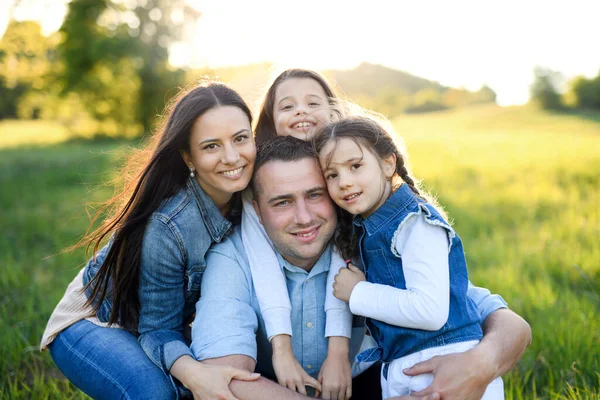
[
  {"x1": 355, "y1": 184, "x2": 483, "y2": 364},
  {"x1": 83, "y1": 176, "x2": 236, "y2": 389}
]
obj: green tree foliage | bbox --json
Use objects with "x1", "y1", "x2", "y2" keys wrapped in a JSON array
[
  {"x1": 0, "y1": 21, "x2": 57, "y2": 119},
  {"x1": 530, "y1": 66, "x2": 564, "y2": 110},
  {"x1": 59, "y1": 0, "x2": 199, "y2": 135},
  {"x1": 569, "y1": 73, "x2": 600, "y2": 110}
]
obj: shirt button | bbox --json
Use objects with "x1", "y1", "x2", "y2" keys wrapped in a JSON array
[
  {"x1": 306, "y1": 364, "x2": 312, "y2": 369},
  {"x1": 306, "y1": 278, "x2": 311, "y2": 283},
  {"x1": 306, "y1": 322, "x2": 313, "y2": 328}
]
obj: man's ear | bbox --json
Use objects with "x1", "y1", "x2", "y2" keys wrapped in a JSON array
[
  {"x1": 382, "y1": 153, "x2": 397, "y2": 180},
  {"x1": 252, "y1": 199, "x2": 263, "y2": 225}
]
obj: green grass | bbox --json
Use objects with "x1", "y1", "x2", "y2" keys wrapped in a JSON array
[{"x1": 2, "y1": 105, "x2": 599, "y2": 399}]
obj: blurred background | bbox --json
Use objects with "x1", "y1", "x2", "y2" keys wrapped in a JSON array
[{"x1": 1, "y1": 0, "x2": 599, "y2": 399}]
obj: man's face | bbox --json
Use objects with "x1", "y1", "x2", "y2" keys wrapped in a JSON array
[{"x1": 253, "y1": 158, "x2": 337, "y2": 271}]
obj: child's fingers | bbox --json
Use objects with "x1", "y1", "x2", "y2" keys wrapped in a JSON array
[
  {"x1": 347, "y1": 263, "x2": 361, "y2": 273},
  {"x1": 345, "y1": 383, "x2": 352, "y2": 400},
  {"x1": 304, "y1": 374, "x2": 322, "y2": 393}
]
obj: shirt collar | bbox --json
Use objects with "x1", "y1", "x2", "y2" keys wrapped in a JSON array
[
  {"x1": 275, "y1": 245, "x2": 332, "y2": 279},
  {"x1": 186, "y1": 176, "x2": 234, "y2": 243},
  {"x1": 353, "y1": 183, "x2": 417, "y2": 235}
]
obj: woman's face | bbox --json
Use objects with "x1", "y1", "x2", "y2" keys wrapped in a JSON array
[
  {"x1": 272, "y1": 77, "x2": 332, "y2": 140},
  {"x1": 183, "y1": 105, "x2": 256, "y2": 207}
]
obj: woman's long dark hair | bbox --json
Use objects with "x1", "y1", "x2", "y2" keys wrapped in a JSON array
[
  {"x1": 80, "y1": 82, "x2": 252, "y2": 330},
  {"x1": 313, "y1": 117, "x2": 444, "y2": 260},
  {"x1": 254, "y1": 69, "x2": 340, "y2": 145}
]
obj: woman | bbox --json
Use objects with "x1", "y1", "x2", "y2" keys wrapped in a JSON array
[{"x1": 41, "y1": 82, "x2": 260, "y2": 399}]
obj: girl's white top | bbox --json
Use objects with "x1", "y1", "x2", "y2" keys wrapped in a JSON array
[
  {"x1": 349, "y1": 213, "x2": 451, "y2": 331},
  {"x1": 241, "y1": 190, "x2": 352, "y2": 340}
]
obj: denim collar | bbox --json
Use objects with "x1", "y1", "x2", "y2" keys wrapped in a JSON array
[
  {"x1": 185, "y1": 176, "x2": 233, "y2": 243},
  {"x1": 353, "y1": 184, "x2": 417, "y2": 236},
  {"x1": 275, "y1": 245, "x2": 332, "y2": 279}
]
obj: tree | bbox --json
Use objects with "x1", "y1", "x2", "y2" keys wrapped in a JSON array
[
  {"x1": 569, "y1": 74, "x2": 600, "y2": 110},
  {"x1": 530, "y1": 67, "x2": 564, "y2": 110},
  {"x1": 0, "y1": 20, "x2": 56, "y2": 119},
  {"x1": 59, "y1": 0, "x2": 200, "y2": 135}
]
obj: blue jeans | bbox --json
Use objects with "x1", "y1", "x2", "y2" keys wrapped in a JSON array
[{"x1": 49, "y1": 320, "x2": 177, "y2": 400}]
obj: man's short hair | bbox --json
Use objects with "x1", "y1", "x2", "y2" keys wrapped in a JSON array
[{"x1": 251, "y1": 136, "x2": 318, "y2": 198}]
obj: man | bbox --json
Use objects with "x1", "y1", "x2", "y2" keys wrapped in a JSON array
[{"x1": 191, "y1": 136, "x2": 531, "y2": 400}]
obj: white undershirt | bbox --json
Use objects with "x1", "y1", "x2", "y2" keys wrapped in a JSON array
[{"x1": 349, "y1": 213, "x2": 451, "y2": 331}]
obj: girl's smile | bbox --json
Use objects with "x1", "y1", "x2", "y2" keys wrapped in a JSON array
[
  {"x1": 273, "y1": 77, "x2": 331, "y2": 140},
  {"x1": 319, "y1": 138, "x2": 395, "y2": 218}
]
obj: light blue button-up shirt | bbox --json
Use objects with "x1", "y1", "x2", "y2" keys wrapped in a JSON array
[{"x1": 191, "y1": 227, "x2": 508, "y2": 380}]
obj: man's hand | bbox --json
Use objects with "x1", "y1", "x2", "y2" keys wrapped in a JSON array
[
  {"x1": 390, "y1": 345, "x2": 495, "y2": 400},
  {"x1": 316, "y1": 337, "x2": 352, "y2": 400},
  {"x1": 333, "y1": 263, "x2": 365, "y2": 303},
  {"x1": 271, "y1": 335, "x2": 321, "y2": 395},
  {"x1": 170, "y1": 356, "x2": 261, "y2": 400}
]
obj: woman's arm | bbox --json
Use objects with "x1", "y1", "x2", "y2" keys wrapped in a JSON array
[{"x1": 136, "y1": 217, "x2": 194, "y2": 377}]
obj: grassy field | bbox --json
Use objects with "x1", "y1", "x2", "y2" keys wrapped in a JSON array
[{"x1": 1, "y1": 105, "x2": 599, "y2": 399}]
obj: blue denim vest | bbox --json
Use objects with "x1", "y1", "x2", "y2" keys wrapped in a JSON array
[{"x1": 355, "y1": 184, "x2": 482, "y2": 364}]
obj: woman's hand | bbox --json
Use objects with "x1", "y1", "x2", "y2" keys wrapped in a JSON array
[
  {"x1": 272, "y1": 335, "x2": 321, "y2": 395},
  {"x1": 171, "y1": 355, "x2": 260, "y2": 400},
  {"x1": 333, "y1": 263, "x2": 365, "y2": 303},
  {"x1": 316, "y1": 337, "x2": 352, "y2": 400}
]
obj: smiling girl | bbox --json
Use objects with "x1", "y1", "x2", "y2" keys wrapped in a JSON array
[
  {"x1": 313, "y1": 116, "x2": 505, "y2": 399},
  {"x1": 241, "y1": 69, "x2": 354, "y2": 399}
]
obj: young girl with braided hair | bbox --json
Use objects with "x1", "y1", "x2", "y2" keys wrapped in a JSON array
[{"x1": 312, "y1": 117, "x2": 505, "y2": 399}]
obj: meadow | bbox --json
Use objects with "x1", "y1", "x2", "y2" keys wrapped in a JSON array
[{"x1": 1, "y1": 105, "x2": 599, "y2": 399}]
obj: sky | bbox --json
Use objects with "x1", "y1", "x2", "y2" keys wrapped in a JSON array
[{"x1": 2, "y1": 0, "x2": 600, "y2": 106}]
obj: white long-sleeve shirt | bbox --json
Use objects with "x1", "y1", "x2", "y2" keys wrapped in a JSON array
[
  {"x1": 349, "y1": 213, "x2": 451, "y2": 331},
  {"x1": 241, "y1": 190, "x2": 352, "y2": 340}
]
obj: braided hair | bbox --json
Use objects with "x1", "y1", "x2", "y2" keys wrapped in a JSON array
[{"x1": 312, "y1": 116, "x2": 445, "y2": 259}]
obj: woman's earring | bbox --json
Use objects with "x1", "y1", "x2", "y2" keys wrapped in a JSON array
[{"x1": 189, "y1": 165, "x2": 195, "y2": 178}]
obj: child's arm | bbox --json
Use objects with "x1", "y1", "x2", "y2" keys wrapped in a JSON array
[
  {"x1": 317, "y1": 336, "x2": 352, "y2": 400},
  {"x1": 315, "y1": 252, "x2": 353, "y2": 400},
  {"x1": 324, "y1": 250, "x2": 353, "y2": 338},
  {"x1": 241, "y1": 191, "x2": 292, "y2": 338},
  {"x1": 345, "y1": 214, "x2": 450, "y2": 330}
]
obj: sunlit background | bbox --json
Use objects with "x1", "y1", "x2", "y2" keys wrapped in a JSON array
[
  {"x1": 2, "y1": 0, "x2": 600, "y2": 105},
  {"x1": 1, "y1": 1, "x2": 599, "y2": 399}
]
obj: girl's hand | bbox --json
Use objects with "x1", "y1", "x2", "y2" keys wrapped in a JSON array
[
  {"x1": 171, "y1": 356, "x2": 260, "y2": 400},
  {"x1": 272, "y1": 335, "x2": 321, "y2": 395},
  {"x1": 316, "y1": 337, "x2": 352, "y2": 400},
  {"x1": 333, "y1": 263, "x2": 366, "y2": 303}
]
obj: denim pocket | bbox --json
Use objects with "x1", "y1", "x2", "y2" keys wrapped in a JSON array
[{"x1": 364, "y1": 249, "x2": 397, "y2": 286}]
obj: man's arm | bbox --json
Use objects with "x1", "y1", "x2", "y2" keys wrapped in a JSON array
[
  {"x1": 397, "y1": 308, "x2": 531, "y2": 400},
  {"x1": 203, "y1": 355, "x2": 311, "y2": 400}
]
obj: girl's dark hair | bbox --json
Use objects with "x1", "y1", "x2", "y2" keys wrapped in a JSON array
[
  {"x1": 254, "y1": 69, "x2": 340, "y2": 145},
  {"x1": 312, "y1": 116, "x2": 443, "y2": 260},
  {"x1": 80, "y1": 82, "x2": 252, "y2": 330}
]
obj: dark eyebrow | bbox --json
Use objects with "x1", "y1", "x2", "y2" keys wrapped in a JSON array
[
  {"x1": 325, "y1": 157, "x2": 362, "y2": 169},
  {"x1": 267, "y1": 186, "x2": 325, "y2": 204},
  {"x1": 267, "y1": 194, "x2": 291, "y2": 205},
  {"x1": 305, "y1": 186, "x2": 326, "y2": 195},
  {"x1": 198, "y1": 129, "x2": 250, "y2": 146}
]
